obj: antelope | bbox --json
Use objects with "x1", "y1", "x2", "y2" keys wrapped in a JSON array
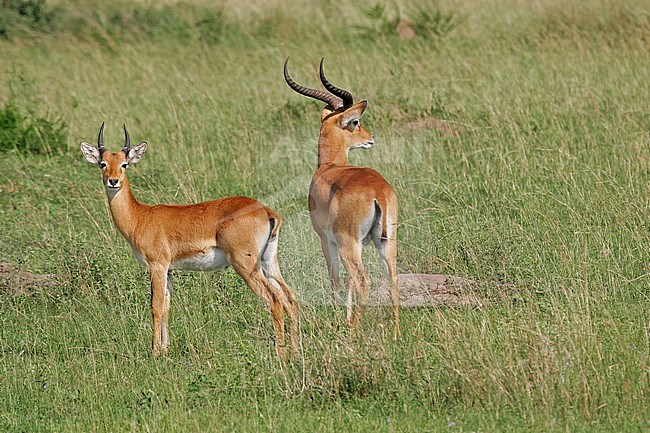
[
  {"x1": 80, "y1": 123, "x2": 299, "y2": 358},
  {"x1": 284, "y1": 58, "x2": 400, "y2": 337}
]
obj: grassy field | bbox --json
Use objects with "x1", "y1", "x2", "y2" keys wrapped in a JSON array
[{"x1": 1, "y1": 0, "x2": 649, "y2": 431}]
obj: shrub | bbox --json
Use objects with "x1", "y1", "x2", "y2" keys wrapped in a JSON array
[
  {"x1": 0, "y1": 0, "x2": 58, "y2": 38},
  {"x1": 354, "y1": 2, "x2": 461, "y2": 41},
  {"x1": 0, "y1": 102, "x2": 66, "y2": 154}
]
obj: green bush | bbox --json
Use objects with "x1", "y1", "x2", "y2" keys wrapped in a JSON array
[
  {"x1": 354, "y1": 2, "x2": 461, "y2": 41},
  {"x1": 409, "y1": 6, "x2": 463, "y2": 39},
  {"x1": 0, "y1": 0, "x2": 58, "y2": 38},
  {"x1": 0, "y1": 102, "x2": 66, "y2": 154}
]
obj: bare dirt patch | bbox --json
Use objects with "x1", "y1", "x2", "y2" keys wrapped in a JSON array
[
  {"x1": 396, "y1": 19, "x2": 417, "y2": 40},
  {"x1": 0, "y1": 262, "x2": 58, "y2": 296}
]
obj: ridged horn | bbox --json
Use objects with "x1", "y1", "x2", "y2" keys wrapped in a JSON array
[
  {"x1": 97, "y1": 121, "x2": 106, "y2": 153},
  {"x1": 284, "y1": 57, "x2": 343, "y2": 110},
  {"x1": 319, "y1": 58, "x2": 353, "y2": 109},
  {"x1": 122, "y1": 124, "x2": 131, "y2": 154}
]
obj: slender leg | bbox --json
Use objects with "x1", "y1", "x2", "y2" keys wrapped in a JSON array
[
  {"x1": 260, "y1": 235, "x2": 300, "y2": 355},
  {"x1": 378, "y1": 237, "x2": 400, "y2": 339},
  {"x1": 161, "y1": 271, "x2": 173, "y2": 354},
  {"x1": 148, "y1": 263, "x2": 169, "y2": 357},
  {"x1": 374, "y1": 209, "x2": 400, "y2": 339},
  {"x1": 268, "y1": 289, "x2": 286, "y2": 358},
  {"x1": 319, "y1": 236, "x2": 341, "y2": 304},
  {"x1": 230, "y1": 254, "x2": 288, "y2": 358},
  {"x1": 356, "y1": 265, "x2": 371, "y2": 329},
  {"x1": 266, "y1": 259, "x2": 299, "y2": 354},
  {"x1": 244, "y1": 272, "x2": 287, "y2": 358},
  {"x1": 338, "y1": 241, "x2": 368, "y2": 329}
]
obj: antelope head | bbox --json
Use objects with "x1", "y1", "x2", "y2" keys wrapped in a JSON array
[
  {"x1": 80, "y1": 122, "x2": 148, "y2": 197},
  {"x1": 284, "y1": 58, "x2": 374, "y2": 154}
]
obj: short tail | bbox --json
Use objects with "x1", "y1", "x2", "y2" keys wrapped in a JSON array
[
  {"x1": 377, "y1": 200, "x2": 389, "y2": 241},
  {"x1": 269, "y1": 215, "x2": 281, "y2": 240},
  {"x1": 262, "y1": 213, "x2": 281, "y2": 262},
  {"x1": 365, "y1": 199, "x2": 383, "y2": 247}
]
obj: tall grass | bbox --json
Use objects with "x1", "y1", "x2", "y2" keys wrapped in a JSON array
[{"x1": 1, "y1": 0, "x2": 649, "y2": 431}]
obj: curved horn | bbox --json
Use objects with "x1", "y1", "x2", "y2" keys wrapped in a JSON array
[
  {"x1": 319, "y1": 58, "x2": 353, "y2": 109},
  {"x1": 122, "y1": 124, "x2": 131, "y2": 154},
  {"x1": 284, "y1": 58, "x2": 343, "y2": 110},
  {"x1": 97, "y1": 121, "x2": 106, "y2": 153}
]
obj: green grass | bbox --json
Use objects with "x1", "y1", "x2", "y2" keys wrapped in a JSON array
[{"x1": 1, "y1": 0, "x2": 649, "y2": 431}]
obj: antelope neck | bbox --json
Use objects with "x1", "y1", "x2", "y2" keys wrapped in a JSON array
[
  {"x1": 317, "y1": 133, "x2": 349, "y2": 167},
  {"x1": 106, "y1": 176, "x2": 145, "y2": 242}
]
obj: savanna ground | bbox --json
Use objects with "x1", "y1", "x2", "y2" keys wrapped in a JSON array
[{"x1": 1, "y1": 0, "x2": 649, "y2": 431}]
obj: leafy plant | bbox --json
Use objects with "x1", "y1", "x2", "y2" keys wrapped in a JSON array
[
  {"x1": 409, "y1": 6, "x2": 463, "y2": 39},
  {"x1": 355, "y1": 2, "x2": 462, "y2": 41},
  {"x1": 0, "y1": 102, "x2": 66, "y2": 154},
  {"x1": 0, "y1": 0, "x2": 58, "y2": 38},
  {"x1": 356, "y1": 3, "x2": 400, "y2": 38}
]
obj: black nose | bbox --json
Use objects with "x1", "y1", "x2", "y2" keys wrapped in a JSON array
[{"x1": 108, "y1": 179, "x2": 119, "y2": 187}]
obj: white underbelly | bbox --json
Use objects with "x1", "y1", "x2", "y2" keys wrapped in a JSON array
[{"x1": 170, "y1": 248, "x2": 230, "y2": 271}]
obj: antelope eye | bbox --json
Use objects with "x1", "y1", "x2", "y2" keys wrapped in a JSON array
[
  {"x1": 352, "y1": 119, "x2": 359, "y2": 126},
  {"x1": 120, "y1": 163, "x2": 127, "y2": 169},
  {"x1": 99, "y1": 162, "x2": 107, "y2": 168}
]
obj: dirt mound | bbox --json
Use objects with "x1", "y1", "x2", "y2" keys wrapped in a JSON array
[
  {"x1": 0, "y1": 262, "x2": 58, "y2": 296},
  {"x1": 374, "y1": 273, "x2": 482, "y2": 307},
  {"x1": 394, "y1": 107, "x2": 463, "y2": 137},
  {"x1": 403, "y1": 118, "x2": 462, "y2": 137}
]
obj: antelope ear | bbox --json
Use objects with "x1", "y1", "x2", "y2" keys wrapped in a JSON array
[
  {"x1": 321, "y1": 106, "x2": 336, "y2": 122},
  {"x1": 126, "y1": 141, "x2": 147, "y2": 166},
  {"x1": 340, "y1": 100, "x2": 368, "y2": 127},
  {"x1": 80, "y1": 142, "x2": 101, "y2": 165}
]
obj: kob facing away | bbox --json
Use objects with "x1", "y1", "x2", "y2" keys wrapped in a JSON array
[{"x1": 284, "y1": 58, "x2": 400, "y2": 337}]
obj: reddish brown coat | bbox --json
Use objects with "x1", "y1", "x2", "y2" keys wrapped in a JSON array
[{"x1": 81, "y1": 135, "x2": 298, "y2": 358}]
